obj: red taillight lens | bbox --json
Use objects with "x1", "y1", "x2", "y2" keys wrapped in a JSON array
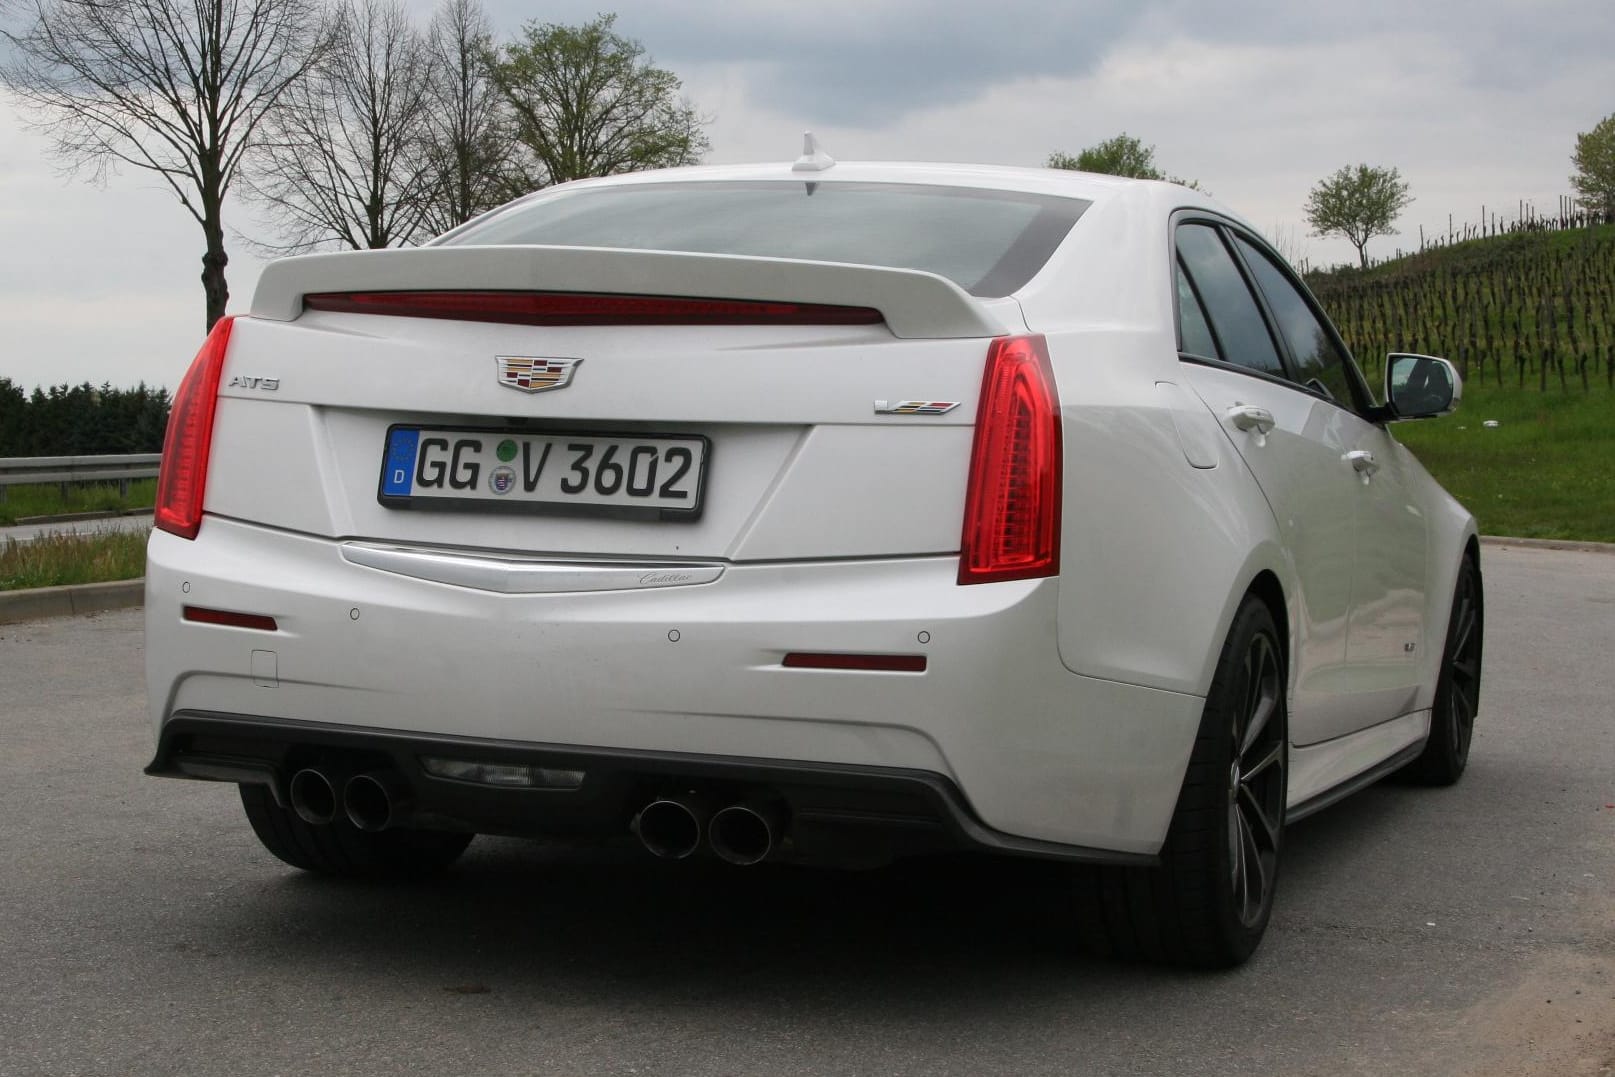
[
  {"x1": 302, "y1": 291, "x2": 885, "y2": 327},
  {"x1": 958, "y1": 334, "x2": 1062, "y2": 585},
  {"x1": 155, "y1": 316, "x2": 235, "y2": 540}
]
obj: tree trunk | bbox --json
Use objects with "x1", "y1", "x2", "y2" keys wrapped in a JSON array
[{"x1": 201, "y1": 198, "x2": 230, "y2": 331}]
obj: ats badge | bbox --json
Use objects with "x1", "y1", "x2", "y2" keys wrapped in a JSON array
[{"x1": 497, "y1": 356, "x2": 582, "y2": 393}]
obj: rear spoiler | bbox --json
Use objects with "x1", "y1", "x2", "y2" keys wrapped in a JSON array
[{"x1": 250, "y1": 245, "x2": 1007, "y2": 340}]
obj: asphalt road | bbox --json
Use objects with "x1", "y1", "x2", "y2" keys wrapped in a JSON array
[{"x1": 1, "y1": 544, "x2": 1611, "y2": 1077}]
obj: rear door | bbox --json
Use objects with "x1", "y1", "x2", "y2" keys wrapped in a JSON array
[
  {"x1": 1175, "y1": 218, "x2": 1428, "y2": 744},
  {"x1": 1172, "y1": 221, "x2": 1361, "y2": 746},
  {"x1": 1226, "y1": 234, "x2": 1428, "y2": 721}
]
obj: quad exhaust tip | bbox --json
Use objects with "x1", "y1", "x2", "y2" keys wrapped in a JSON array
[
  {"x1": 633, "y1": 796, "x2": 784, "y2": 865},
  {"x1": 708, "y1": 803, "x2": 780, "y2": 866},
  {"x1": 288, "y1": 767, "x2": 339, "y2": 826},
  {"x1": 288, "y1": 767, "x2": 411, "y2": 831},
  {"x1": 635, "y1": 796, "x2": 708, "y2": 860},
  {"x1": 344, "y1": 771, "x2": 410, "y2": 832}
]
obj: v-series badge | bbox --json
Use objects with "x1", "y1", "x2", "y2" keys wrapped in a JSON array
[{"x1": 228, "y1": 375, "x2": 280, "y2": 391}]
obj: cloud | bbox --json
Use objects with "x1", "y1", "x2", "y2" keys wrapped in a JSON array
[
  {"x1": 479, "y1": 0, "x2": 1143, "y2": 123},
  {"x1": 676, "y1": 14, "x2": 1607, "y2": 267},
  {"x1": 474, "y1": 0, "x2": 1615, "y2": 131},
  {"x1": 2, "y1": 0, "x2": 1610, "y2": 391}
]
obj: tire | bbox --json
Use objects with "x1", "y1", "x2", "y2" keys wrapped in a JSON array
[
  {"x1": 1074, "y1": 597, "x2": 1288, "y2": 968},
  {"x1": 239, "y1": 784, "x2": 474, "y2": 877},
  {"x1": 1404, "y1": 555, "x2": 1483, "y2": 786}
]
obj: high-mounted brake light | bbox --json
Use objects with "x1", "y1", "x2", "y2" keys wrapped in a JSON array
[
  {"x1": 958, "y1": 334, "x2": 1062, "y2": 585},
  {"x1": 302, "y1": 291, "x2": 885, "y2": 327},
  {"x1": 155, "y1": 316, "x2": 235, "y2": 540}
]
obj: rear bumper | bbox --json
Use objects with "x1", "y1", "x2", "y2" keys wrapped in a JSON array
[
  {"x1": 146, "y1": 712, "x2": 1156, "y2": 867},
  {"x1": 146, "y1": 517, "x2": 1207, "y2": 856}
]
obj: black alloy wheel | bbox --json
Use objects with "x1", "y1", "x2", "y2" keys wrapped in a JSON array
[
  {"x1": 1226, "y1": 622, "x2": 1286, "y2": 930},
  {"x1": 1073, "y1": 597, "x2": 1288, "y2": 967},
  {"x1": 1407, "y1": 555, "x2": 1484, "y2": 785}
]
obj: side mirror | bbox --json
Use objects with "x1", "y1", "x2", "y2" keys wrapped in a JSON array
[{"x1": 1385, "y1": 353, "x2": 1461, "y2": 421}]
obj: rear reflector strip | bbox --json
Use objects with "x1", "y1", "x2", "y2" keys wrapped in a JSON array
[
  {"x1": 183, "y1": 606, "x2": 278, "y2": 632},
  {"x1": 303, "y1": 291, "x2": 886, "y2": 327},
  {"x1": 782, "y1": 652, "x2": 927, "y2": 673}
]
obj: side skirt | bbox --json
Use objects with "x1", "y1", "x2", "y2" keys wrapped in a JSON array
[{"x1": 1286, "y1": 709, "x2": 1430, "y2": 822}]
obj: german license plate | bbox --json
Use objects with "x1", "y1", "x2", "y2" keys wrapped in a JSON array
[{"x1": 378, "y1": 427, "x2": 708, "y2": 519}]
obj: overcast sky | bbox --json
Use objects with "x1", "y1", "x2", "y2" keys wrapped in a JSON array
[{"x1": 2, "y1": 0, "x2": 1611, "y2": 393}]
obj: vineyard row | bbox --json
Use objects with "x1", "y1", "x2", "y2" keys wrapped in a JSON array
[{"x1": 1306, "y1": 226, "x2": 1615, "y2": 391}]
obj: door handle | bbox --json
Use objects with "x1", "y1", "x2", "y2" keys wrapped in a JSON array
[
  {"x1": 1345, "y1": 450, "x2": 1379, "y2": 476},
  {"x1": 1226, "y1": 404, "x2": 1275, "y2": 435}
]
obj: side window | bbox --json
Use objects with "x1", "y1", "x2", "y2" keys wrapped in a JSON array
[
  {"x1": 1233, "y1": 235, "x2": 1359, "y2": 409},
  {"x1": 1175, "y1": 259, "x2": 1219, "y2": 360},
  {"x1": 1174, "y1": 224, "x2": 1285, "y2": 377}
]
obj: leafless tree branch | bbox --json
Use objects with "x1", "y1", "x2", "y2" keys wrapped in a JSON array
[{"x1": 2, "y1": 0, "x2": 331, "y2": 328}]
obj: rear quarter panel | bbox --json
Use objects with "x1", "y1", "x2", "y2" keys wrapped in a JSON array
[
  {"x1": 1044, "y1": 326, "x2": 1291, "y2": 696},
  {"x1": 1019, "y1": 191, "x2": 1293, "y2": 697}
]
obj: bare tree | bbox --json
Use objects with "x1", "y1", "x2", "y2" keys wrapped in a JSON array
[
  {"x1": 2, "y1": 0, "x2": 329, "y2": 329},
  {"x1": 489, "y1": 13, "x2": 708, "y2": 188},
  {"x1": 417, "y1": 0, "x2": 513, "y2": 234},
  {"x1": 1267, "y1": 223, "x2": 1312, "y2": 274},
  {"x1": 245, "y1": 0, "x2": 436, "y2": 252}
]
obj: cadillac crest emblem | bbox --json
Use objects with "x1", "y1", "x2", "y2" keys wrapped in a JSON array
[{"x1": 497, "y1": 356, "x2": 582, "y2": 393}]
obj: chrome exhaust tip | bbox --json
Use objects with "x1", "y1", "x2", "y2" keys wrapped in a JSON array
[
  {"x1": 634, "y1": 796, "x2": 707, "y2": 860},
  {"x1": 344, "y1": 772, "x2": 409, "y2": 832},
  {"x1": 709, "y1": 803, "x2": 781, "y2": 866},
  {"x1": 288, "y1": 768, "x2": 338, "y2": 826}
]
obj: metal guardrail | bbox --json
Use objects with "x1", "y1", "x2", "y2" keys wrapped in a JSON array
[{"x1": 0, "y1": 454, "x2": 161, "y2": 502}]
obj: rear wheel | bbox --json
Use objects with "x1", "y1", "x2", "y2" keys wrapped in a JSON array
[
  {"x1": 1074, "y1": 597, "x2": 1287, "y2": 967},
  {"x1": 1404, "y1": 555, "x2": 1483, "y2": 785},
  {"x1": 239, "y1": 784, "x2": 473, "y2": 877}
]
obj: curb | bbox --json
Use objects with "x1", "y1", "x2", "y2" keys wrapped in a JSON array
[
  {"x1": 12, "y1": 510, "x2": 119, "y2": 526},
  {"x1": 10, "y1": 508, "x2": 155, "y2": 526},
  {"x1": 0, "y1": 579, "x2": 145, "y2": 625},
  {"x1": 1479, "y1": 535, "x2": 1615, "y2": 554}
]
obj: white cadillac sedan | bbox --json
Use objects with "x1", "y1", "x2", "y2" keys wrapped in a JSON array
[{"x1": 145, "y1": 153, "x2": 1483, "y2": 967}]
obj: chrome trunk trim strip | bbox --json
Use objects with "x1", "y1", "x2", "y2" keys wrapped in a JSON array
[{"x1": 339, "y1": 542, "x2": 725, "y2": 594}]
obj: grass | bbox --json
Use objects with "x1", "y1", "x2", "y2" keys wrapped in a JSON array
[
  {"x1": 0, "y1": 478, "x2": 157, "y2": 526},
  {"x1": 1392, "y1": 381, "x2": 1615, "y2": 542},
  {"x1": 0, "y1": 528, "x2": 149, "y2": 591}
]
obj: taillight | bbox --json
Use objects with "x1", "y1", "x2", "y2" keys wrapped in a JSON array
[
  {"x1": 155, "y1": 316, "x2": 235, "y2": 540},
  {"x1": 302, "y1": 291, "x2": 885, "y2": 326},
  {"x1": 958, "y1": 334, "x2": 1061, "y2": 585}
]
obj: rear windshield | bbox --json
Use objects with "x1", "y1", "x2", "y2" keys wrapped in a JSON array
[{"x1": 436, "y1": 181, "x2": 1089, "y2": 298}]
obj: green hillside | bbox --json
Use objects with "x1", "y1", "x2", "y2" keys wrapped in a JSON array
[
  {"x1": 1305, "y1": 223, "x2": 1615, "y2": 393},
  {"x1": 1301, "y1": 224, "x2": 1615, "y2": 542}
]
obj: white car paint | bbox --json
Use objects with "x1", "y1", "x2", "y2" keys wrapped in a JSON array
[{"x1": 146, "y1": 160, "x2": 1478, "y2": 860}]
